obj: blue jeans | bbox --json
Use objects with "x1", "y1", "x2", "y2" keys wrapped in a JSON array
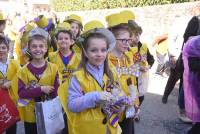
[{"x1": 178, "y1": 77, "x2": 185, "y2": 109}]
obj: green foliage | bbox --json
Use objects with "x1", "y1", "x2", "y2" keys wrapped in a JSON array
[{"x1": 50, "y1": 0, "x2": 190, "y2": 12}]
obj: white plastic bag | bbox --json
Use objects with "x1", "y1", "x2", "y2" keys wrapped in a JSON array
[{"x1": 35, "y1": 96, "x2": 64, "y2": 134}]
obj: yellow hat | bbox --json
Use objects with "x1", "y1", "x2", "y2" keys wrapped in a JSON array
[
  {"x1": 120, "y1": 10, "x2": 135, "y2": 23},
  {"x1": 56, "y1": 22, "x2": 71, "y2": 31},
  {"x1": 106, "y1": 13, "x2": 126, "y2": 28},
  {"x1": 35, "y1": 15, "x2": 48, "y2": 28},
  {"x1": 0, "y1": 12, "x2": 6, "y2": 20},
  {"x1": 65, "y1": 14, "x2": 82, "y2": 25},
  {"x1": 83, "y1": 20, "x2": 104, "y2": 33}
]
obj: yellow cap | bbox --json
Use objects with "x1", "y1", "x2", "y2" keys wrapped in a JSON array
[
  {"x1": 120, "y1": 10, "x2": 135, "y2": 23},
  {"x1": 83, "y1": 20, "x2": 104, "y2": 33},
  {"x1": 106, "y1": 13, "x2": 126, "y2": 28},
  {"x1": 56, "y1": 22, "x2": 71, "y2": 31},
  {"x1": 35, "y1": 15, "x2": 49, "y2": 28},
  {"x1": 65, "y1": 14, "x2": 82, "y2": 25},
  {"x1": 0, "y1": 12, "x2": 6, "y2": 20}
]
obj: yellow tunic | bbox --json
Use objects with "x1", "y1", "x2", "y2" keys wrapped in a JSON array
[
  {"x1": 0, "y1": 59, "x2": 20, "y2": 103},
  {"x1": 72, "y1": 43, "x2": 81, "y2": 54},
  {"x1": 17, "y1": 62, "x2": 59, "y2": 123},
  {"x1": 49, "y1": 50, "x2": 81, "y2": 116},
  {"x1": 126, "y1": 43, "x2": 149, "y2": 68},
  {"x1": 67, "y1": 68, "x2": 120, "y2": 134},
  {"x1": 48, "y1": 51, "x2": 81, "y2": 83},
  {"x1": 108, "y1": 53, "x2": 139, "y2": 121}
]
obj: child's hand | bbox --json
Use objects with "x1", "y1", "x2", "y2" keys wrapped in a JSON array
[
  {"x1": 99, "y1": 91, "x2": 112, "y2": 102},
  {"x1": 41, "y1": 86, "x2": 54, "y2": 94}
]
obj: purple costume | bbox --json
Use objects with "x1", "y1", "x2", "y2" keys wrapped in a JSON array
[{"x1": 183, "y1": 35, "x2": 200, "y2": 122}]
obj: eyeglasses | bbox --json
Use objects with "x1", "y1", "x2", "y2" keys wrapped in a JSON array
[{"x1": 116, "y1": 38, "x2": 132, "y2": 44}]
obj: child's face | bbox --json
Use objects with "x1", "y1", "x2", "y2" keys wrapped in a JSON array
[
  {"x1": 86, "y1": 38, "x2": 107, "y2": 66},
  {"x1": 0, "y1": 23, "x2": 6, "y2": 33},
  {"x1": 57, "y1": 32, "x2": 73, "y2": 50},
  {"x1": 29, "y1": 40, "x2": 47, "y2": 60},
  {"x1": 70, "y1": 22, "x2": 80, "y2": 38},
  {"x1": 131, "y1": 33, "x2": 141, "y2": 45},
  {"x1": 115, "y1": 31, "x2": 130, "y2": 53},
  {"x1": 0, "y1": 43, "x2": 8, "y2": 60}
]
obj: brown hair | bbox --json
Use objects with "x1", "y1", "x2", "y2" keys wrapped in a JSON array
[
  {"x1": 110, "y1": 24, "x2": 131, "y2": 38},
  {"x1": 0, "y1": 35, "x2": 9, "y2": 50},
  {"x1": 81, "y1": 32, "x2": 114, "y2": 83}
]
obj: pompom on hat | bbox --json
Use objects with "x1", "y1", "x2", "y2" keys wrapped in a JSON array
[{"x1": 34, "y1": 15, "x2": 53, "y2": 31}]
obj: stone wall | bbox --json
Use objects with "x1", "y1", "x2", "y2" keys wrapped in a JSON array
[{"x1": 58, "y1": 1, "x2": 200, "y2": 44}]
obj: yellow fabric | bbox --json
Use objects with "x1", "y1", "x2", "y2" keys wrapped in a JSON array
[
  {"x1": 106, "y1": 13, "x2": 126, "y2": 28},
  {"x1": 127, "y1": 43, "x2": 149, "y2": 67},
  {"x1": 35, "y1": 15, "x2": 49, "y2": 28},
  {"x1": 0, "y1": 59, "x2": 20, "y2": 103},
  {"x1": 17, "y1": 62, "x2": 58, "y2": 123},
  {"x1": 0, "y1": 59, "x2": 22, "y2": 120},
  {"x1": 65, "y1": 14, "x2": 82, "y2": 25},
  {"x1": 155, "y1": 39, "x2": 168, "y2": 55},
  {"x1": 56, "y1": 22, "x2": 71, "y2": 31},
  {"x1": 48, "y1": 51, "x2": 81, "y2": 83},
  {"x1": 72, "y1": 44, "x2": 82, "y2": 53},
  {"x1": 66, "y1": 68, "x2": 119, "y2": 134},
  {"x1": 83, "y1": 20, "x2": 104, "y2": 33},
  {"x1": 120, "y1": 10, "x2": 135, "y2": 22},
  {"x1": 108, "y1": 53, "x2": 139, "y2": 120}
]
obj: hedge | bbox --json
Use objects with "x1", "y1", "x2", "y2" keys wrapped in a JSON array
[{"x1": 50, "y1": 0, "x2": 191, "y2": 12}]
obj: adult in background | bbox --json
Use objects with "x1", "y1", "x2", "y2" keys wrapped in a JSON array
[
  {"x1": 162, "y1": 3, "x2": 200, "y2": 122},
  {"x1": 182, "y1": 36, "x2": 200, "y2": 134}
]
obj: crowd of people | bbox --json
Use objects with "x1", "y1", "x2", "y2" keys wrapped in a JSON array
[{"x1": 0, "y1": 3, "x2": 200, "y2": 134}]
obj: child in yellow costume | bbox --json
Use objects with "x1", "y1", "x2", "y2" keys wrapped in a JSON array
[
  {"x1": 0, "y1": 35, "x2": 20, "y2": 134},
  {"x1": 17, "y1": 33, "x2": 60, "y2": 134},
  {"x1": 64, "y1": 14, "x2": 83, "y2": 53},
  {"x1": 126, "y1": 20, "x2": 154, "y2": 121},
  {"x1": 106, "y1": 13, "x2": 139, "y2": 134},
  {"x1": 67, "y1": 32, "x2": 127, "y2": 134},
  {"x1": 49, "y1": 29, "x2": 81, "y2": 134}
]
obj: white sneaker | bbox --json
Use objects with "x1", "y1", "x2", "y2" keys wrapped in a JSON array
[{"x1": 178, "y1": 110, "x2": 192, "y2": 123}]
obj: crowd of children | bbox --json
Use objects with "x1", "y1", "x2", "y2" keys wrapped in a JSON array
[{"x1": 1, "y1": 6, "x2": 199, "y2": 134}]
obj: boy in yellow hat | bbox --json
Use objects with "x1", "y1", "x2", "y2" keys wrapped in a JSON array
[{"x1": 127, "y1": 20, "x2": 154, "y2": 122}]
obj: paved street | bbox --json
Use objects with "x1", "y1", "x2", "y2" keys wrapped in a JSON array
[
  {"x1": 16, "y1": 69, "x2": 192, "y2": 134},
  {"x1": 135, "y1": 72, "x2": 192, "y2": 134}
]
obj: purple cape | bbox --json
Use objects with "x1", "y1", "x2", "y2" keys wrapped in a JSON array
[{"x1": 183, "y1": 35, "x2": 200, "y2": 122}]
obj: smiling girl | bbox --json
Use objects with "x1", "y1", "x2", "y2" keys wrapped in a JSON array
[
  {"x1": 17, "y1": 33, "x2": 60, "y2": 134},
  {"x1": 67, "y1": 32, "x2": 122, "y2": 134}
]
